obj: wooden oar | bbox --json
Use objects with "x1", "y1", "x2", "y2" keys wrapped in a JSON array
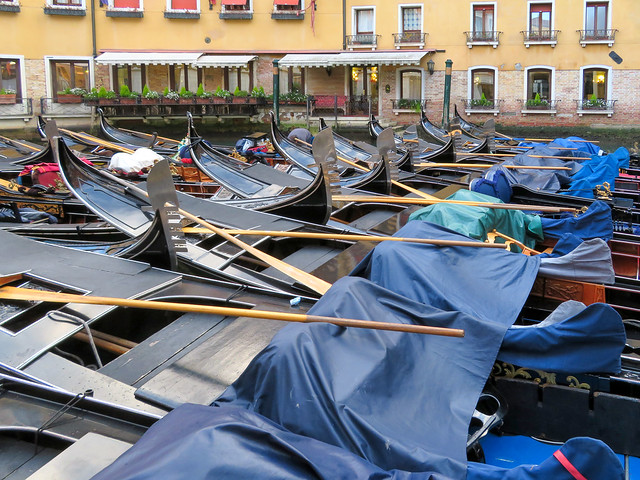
[
  {"x1": 0, "y1": 284, "x2": 464, "y2": 338},
  {"x1": 497, "y1": 136, "x2": 598, "y2": 143},
  {"x1": 495, "y1": 146, "x2": 578, "y2": 150},
  {"x1": 0, "y1": 135, "x2": 41, "y2": 152},
  {"x1": 293, "y1": 137, "x2": 440, "y2": 201},
  {"x1": 59, "y1": 128, "x2": 136, "y2": 155},
  {"x1": 487, "y1": 230, "x2": 541, "y2": 255},
  {"x1": 181, "y1": 227, "x2": 510, "y2": 250},
  {"x1": 454, "y1": 152, "x2": 584, "y2": 160},
  {"x1": 120, "y1": 127, "x2": 180, "y2": 144},
  {"x1": 415, "y1": 163, "x2": 571, "y2": 170},
  {"x1": 332, "y1": 194, "x2": 578, "y2": 213}
]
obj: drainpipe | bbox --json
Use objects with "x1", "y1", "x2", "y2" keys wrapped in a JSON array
[
  {"x1": 91, "y1": 0, "x2": 97, "y2": 57},
  {"x1": 342, "y1": 0, "x2": 346, "y2": 50},
  {"x1": 273, "y1": 59, "x2": 280, "y2": 126},
  {"x1": 442, "y1": 59, "x2": 452, "y2": 130}
]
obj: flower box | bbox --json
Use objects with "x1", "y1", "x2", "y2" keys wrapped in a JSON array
[
  {"x1": 141, "y1": 98, "x2": 158, "y2": 105},
  {"x1": 232, "y1": 96, "x2": 248, "y2": 104},
  {"x1": 119, "y1": 97, "x2": 138, "y2": 105},
  {"x1": 196, "y1": 97, "x2": 211, "y2": 104},
  {"x1": 212, "y1": 97, "x2": 229, "y2": 104},
  {"x1": 57, "y1": 94, "x2": 83, "y2": 104},
  {"x1": 0, "y1": 94, "x2": 16, "y2": 105},
  {"x1": 179, "y1": 97, "x2": 194, "y2": 104}
]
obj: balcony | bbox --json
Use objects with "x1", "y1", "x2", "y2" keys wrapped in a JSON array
[
  {"x1": 518, "y1": 99, "x2": 560, "y2": 116},
  {"x1": 345, "y1": 34, "x2": 380, "y2": 50},
  {"x1": 0, "y1": 98, "x2": 33, "y2": 119},
  {"x1": 577, "y1": 29, "x2": 618, "y2": 47},
  {"x1": 461, "y1": 98, "x2": 503, "y2": 116},
  {"x1": 575, "y1": 99, "x2": 617, "y2": 117},
  {"x1": 393, "y1": 32, "x2": 427, "y2": 49},
  {"x1": 520, "y1": 29, "x2": 560, "y2": 48},
  {"x1": 464, "y1": 30, "x2": 502, "y2": 48},
  {"x1": 391, "y1": 98, "x2": 426, "y2": 115}
]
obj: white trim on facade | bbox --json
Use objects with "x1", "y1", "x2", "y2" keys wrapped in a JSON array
[
  {"x1": 393, "y1": 66, "x2": 425, "y2": 114},
  {"x1": 524, "y1": 0, "x2": 557, "y2": 47},
  {"x1": 580, "y1": 0, "x2": 614, "y2": 47},
  {"x1": 0, "y1": 54, "x2": 26, "y2": 99},
  {"x1": 395, "y1": 3, "x2": 425, "y2": 49},
  {"x1": 521, "y1": 65, "x2": 556, "y2": 115},
  {"x1": 43, "y1": 55, "x2": 95, "y2": 98},
  {"x1": 466, "y1": 65, "x2": 499, "y2": 115},
  {"x1": 578, "y1": 64, "x2": 614, "y2": 116},
  {"x1": 467, "y1": 2, "x2": 499, "y2": 48},
  {"x1": 45, "y1": 0, "x2": 86, "y2": 10}
]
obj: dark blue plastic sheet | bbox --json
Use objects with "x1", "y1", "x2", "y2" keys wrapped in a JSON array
[
  {"x1": 499, "y1": 301, "x2": 625, "y2": 374},
  {"x1": 540, "y1": 200, "x2": 613, "y2": 241},
  {"x1": 561, "y1": 147, "x2": 630, "y2": 198}
]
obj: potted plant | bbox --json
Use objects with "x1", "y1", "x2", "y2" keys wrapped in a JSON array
[
  {"x1": 141, "y1": 85, "x2": 160, "y2": 104},
  {"x1": 57, "y1": 87, "x2": 87, "y2": 104},
  {"x1": 525, "y1": 93, "x2": 549, "y2": 110},
  {"x1": 281, "y1": 91, "x2": 307, "y2": 105},
  {"x1": 97, "y1": 86, "x2": 117, "y2": 105},
  {"x1": 195, "y1": 83, "x2": 212, "y2": 104},
  {"x1": 249, "y1": 86, "x2": 267, "y2": 105},
  {"x1": 232, "y1": 86, "x2": 249, "y2": 104},
  {"x1": 470, "y1": 92, "x2": 493, "y2": 108},
  {"x1": 0, "y1": 88, "x2": 16, "y2": 105},
  {"x1": 118, "y1": 84, "x2": 139, "y2": 105},
  {"x1": 584, "y1": 93, "x2": 606, "y2": 109},
  {"x1": 83, "y1": 87, "x2": 99, "y2": 105},
  {"x1": 178, "y1": 86, "x2": 194, "y2": 104},
  {"x1": 213, "y1": 86, "x2": 231, "y2": 104},
  {"x1": 162, "y1": 87, "x2": 180, "y2": 104}
]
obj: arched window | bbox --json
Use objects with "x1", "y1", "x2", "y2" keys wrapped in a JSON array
[
  {"x1": 582, "y1": 67, "x2": 607, "y2": 100},
  {"x1": 526, "y1": 68, "x2": 551, "y2": 100},
  {"x1": 471, "y1": 68, "x2": 494, "y2": 100},
  {"x1": 399, "y1": 69, "x2": 422, "y2": 100}
]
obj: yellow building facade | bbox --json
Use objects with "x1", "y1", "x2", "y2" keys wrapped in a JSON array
[{"x1": 0, "y1": 0, "x2": 638, "y2": 128}]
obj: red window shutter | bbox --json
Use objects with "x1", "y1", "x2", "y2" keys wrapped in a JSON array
[
  {"x1": 221, "y1": 0, "x2": 247, "y2": 4},
  {"x1": 531, "y1": 3, "x2": 552, "y2": 13},
  {"x1": 114, "y1": 0, "x2": 140, "y2": 7},
  {"x1": 172, "y1": 0, "x2": 197, "y2": 9},
  {"x1": 274, "y1": 0, "x2": 299, "y2": 5}
]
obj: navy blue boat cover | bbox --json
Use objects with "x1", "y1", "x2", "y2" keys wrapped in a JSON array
[{"x1": 92, "y1": 222, "x2": 625, "y2": 479}]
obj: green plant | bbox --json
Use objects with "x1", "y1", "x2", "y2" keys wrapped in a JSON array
[
  {"x1": 233, "y1": 86, "x2": 249, "y2": 97},
  {"x1": 164, "y1": 90, "x2": 180, "y2": 101},
  {"x1": 179, "y1": 86, "x2": 193, "y2": 98},
  {"x1": 97, "y1": 86, "x2": 116, "y2": 99},
  {"x1": 83, "y1": 87, "x2": 99, "y2": 100},
  {"x1": 119, "y1": 84, "x2": 138, "y2": 98},
  {"x1": 214, "y1": 86, "x2": 232, "y2": 99},
  {"x1": 251, "y1": 86, "x2": 266, "y2": 98},
  {"x1": 281, "y1": 91, "x2": 307, "y2": 103},
  {"x1": 0, "y1": 88, "x2": 16, "y2": 95},
  {"x1": 526, "y1": 93, "x2": 549, "y2": 108},
  {"x1": 471, "y1": 92, "x2": 492, "y2": 107},
  {"x1": 195, "y1": 83, "x2": 212, "y2": 99},
  {"x1": 58, "y1": 87, "x2": 87, "y2": 96},
  {"x1": 142, "y1": 85, "x2": 159, "y2": 99}
]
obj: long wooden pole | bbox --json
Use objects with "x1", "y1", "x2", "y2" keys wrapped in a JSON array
[
  {"x1": 332, "y1": 194, "x2": 578, "y2": 213},
  {"x1": 293, "y1": 137, "x2": 440, "y2": 200},
  {"x1": 415, "y1": 163, "x2": 571, "y2": 170},
  {"x1": 497, "y1": 136, "x2": 598, "y2": 143},
  {"x1": 0, "y1": 286, "x2": 464, "y2": 337},
  {"x1": 120, "y1": 127, "x2": 180, "y2": 144},
  {"x1": 59, "y1": 128, "x2": 136, "y2": 155},
  {"x1": 0, "y1": 135, "x2": 42, "y2": 152},
  {"x1": 454, "y1": 152, "x2": 584, "y2": 160},
  {"x1": 181, "y1": 227, "x2": 510, "y2": 249}
]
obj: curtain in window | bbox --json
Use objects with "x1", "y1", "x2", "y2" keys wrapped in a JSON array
[
  {"x1": 356, "y1": 9, "x2": 373, "y2": 34},
  {"x1": 402, "y1": 7, "x2": 421, "y2": 32}
]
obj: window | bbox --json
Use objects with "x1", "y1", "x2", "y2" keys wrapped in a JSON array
[
  {"x1": 112, "y1": 65, "x2": 146, "y2": 94},
  {"x1": 169, "y1": 0, "x2": 197, "y2": 9},
  {"x1": 526, "y1": 68, "x2": 551, "y2": 100},
  {"x1": 0, "y1": 58, "x2": 21, "y2": 95},
  {"x1": 225, "y1": 65, "x2": 253, "y2": 93},
  {"x1": 274, "y1": 0, "x2": 301, "y2": 12},
  {"x1": 399, "y1": 69, "x2": 422, "y2": 99},
  {"x1": 222, "y1": 0, "x2": 250, "y2": 11},
  {"x1": 50, "y1": 60, "x2": 89, "y2": 99},
  {"x1": 52, "y1": 0, "x2": 82, "y2": 4},
  {"x1": 355, "y1": 8, "x2": 374, "y2": 35},
  {"x1": 112, "y1": 0, "x2": 142, "y2": 8},
  {"x1": 585, "y1": 2, "x2": 608, "y2": 38},
  {"x1": 529, "y1": 3, "x2": 551, "y2": 38},
  {"x1": 467, "y1": 67, "x2": 497, "y2": 110},
  {"x1": 473, "y1": 4, "x2": 494, "y2": 40},
  {"x1": 582, "y1": 68, "x2": 607, "y2": 100},
  {"x1": 401, "y1": 6, "x2": 421, "y2": 33},
  {"x1": 45, "y1": 0, "x2": 86, "y2": 13},
  {"x1": 279, "y1": 66, "x2": 304, "y2": 94},
  {"x1": 472, "y1": 70, "x2": 494, "y2": 100}
]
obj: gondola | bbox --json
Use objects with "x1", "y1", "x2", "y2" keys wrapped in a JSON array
[
  {"x1": 420, "y1": 109, "x2": 491, "y2": 154},
  {"x1": 97, "y1": 108, "x2": 180, "y2": 155}
]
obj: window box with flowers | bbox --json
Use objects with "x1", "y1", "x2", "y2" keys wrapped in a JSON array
[
  {"x1": 231, "y1": 86, "x2": 249, "y2": 104},
  {"x1": 249, "y1": 86, "x2": 267, "y2": 105},
  {"x1": 195, "y1": 83, "x2": 212, "y2": 104},
  {"x1": 162, "y1": 89, "x2": 180, "y2": 104},
  {"x1": 141, "y1": 85, "x2": 160, "y2": 104},
  {"x1": 57, "y1": 87, "x2": 87, "y2": 104},
  {"x1": 96, "y1": 86, "x2": 117, "y2": 105},
  {"x1": 0, "y1": 88, "x2": 16, "y2": 104},
  {"x1": 118, "y1": 84, "x2": 139, "y2": 104},
  {"x1": 212, "y1": 87, "x2": 232, "y2": 104},
  {"x1": 178, "y1": 86, "x2": 194, "y2": 104}
]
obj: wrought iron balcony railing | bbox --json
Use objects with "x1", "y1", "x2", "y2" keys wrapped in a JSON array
[
  {"x1": 464, "y1": 30, "x2": 502, "y2": 46},
  {"x1": 392, "y1": 32, "x2": 427, "y2": 47},
  {"x1": 520, "y1": 29, "x2": 560, "y2": 45},
  {"x1": 345, "y1": 34, "x2": 381, "y2": 49},
  {"x1": 391, "y1": 99, "x2": 426, "y2": 111},
  {"x1": 0, "y1": 97, "x2": 32, "y2": 117},
  {"x1": 41, "y1": 98, "x2": 92, "y2": 116},
  {"x1": 577, "y1": 29, "x2": 618, "y2": 46},
  {"x1": 310, "y1": 95, "x2": 379, "y2": 117},
  {"x1": 519, "y1": 99, "x2": 560, "y2": 111},
  {"x1": 461, "y1": 98, "x2": 503, "y2": 111},
  {"x1": 575, "y1": 99, "x2": 617, "y2": 111}
]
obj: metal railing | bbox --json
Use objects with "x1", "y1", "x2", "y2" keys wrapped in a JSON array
[
  {"x1": 575, "y1": 99, "x2": 617, "y2": 111},
  {"x1": 461, "y1": 98, "x2": 503, "y2": 110},
  {"x1": 577, "y1": 29, "x2": 618, "y2": 42},
  {"x1": 391, "y1": 99, "x2": 427, "y2": 111},
  {"x1": 310, "y1": 95, "x2": 378, "y2": 117},
  {"x1": 519, "y1": 99, "x2": 561, "y2": 111},
  {"x1": 464, "y1": 31, "x2": 502, "y2": 43},
  {"x1": 345, "y1": 34, "x2": 381, "y2": 48},
  {"x1": 392, "y1": 32, "x2": 427, "y2": 46},
  {"x1": 520, "y1": 29, "x2": 560, "y2": 43},
  {"x1": 40, "y1": 97, "x2": 92, "y2": 116},
  {"x1": 0, "y1": 97, "x2": 32, "y2": 117}
]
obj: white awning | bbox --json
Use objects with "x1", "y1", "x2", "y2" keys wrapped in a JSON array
[
  {"x1": 278, "y1": 52, "x2": 430, "y2": 68},
  {"x1": 192, "y1": 55, "x2": 258, "y2": 68},
  {"x1": 95, "y1": 52, "x2": 203, "y2": 66}
]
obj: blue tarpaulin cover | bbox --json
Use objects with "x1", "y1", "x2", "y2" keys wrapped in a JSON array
[
  {"x1": 91, "y1": 222, "x2": 625, "y2": 480},
  {"x1": 540, "y1": 200, "x2": 613, "y2": 241},
  {"x1": 561, "y1": 147, "x2": 630, "y2": 198}
]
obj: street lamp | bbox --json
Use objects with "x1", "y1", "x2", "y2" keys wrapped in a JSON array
[{"x1": 427, "y1": 59, "x2": 435, "y2": 75}]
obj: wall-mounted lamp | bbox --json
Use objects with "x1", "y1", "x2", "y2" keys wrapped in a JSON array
[
  {"x1": 427, "y1": 59, "x2": 435, "y2": 75},
  {"x1": 325, "y1": 66, "x2": 332, "y2": 76}
]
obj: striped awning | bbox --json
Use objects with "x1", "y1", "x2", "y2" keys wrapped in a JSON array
[
  {"x1": 278, "y1": 51, "x2": 431, "y2": 68},
  {"x1": 192, "y1": 55, "x2": 257, "y2": 68},
  {"x1": 95, "y1": 52, "x2": 202, "y2": 66}
]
